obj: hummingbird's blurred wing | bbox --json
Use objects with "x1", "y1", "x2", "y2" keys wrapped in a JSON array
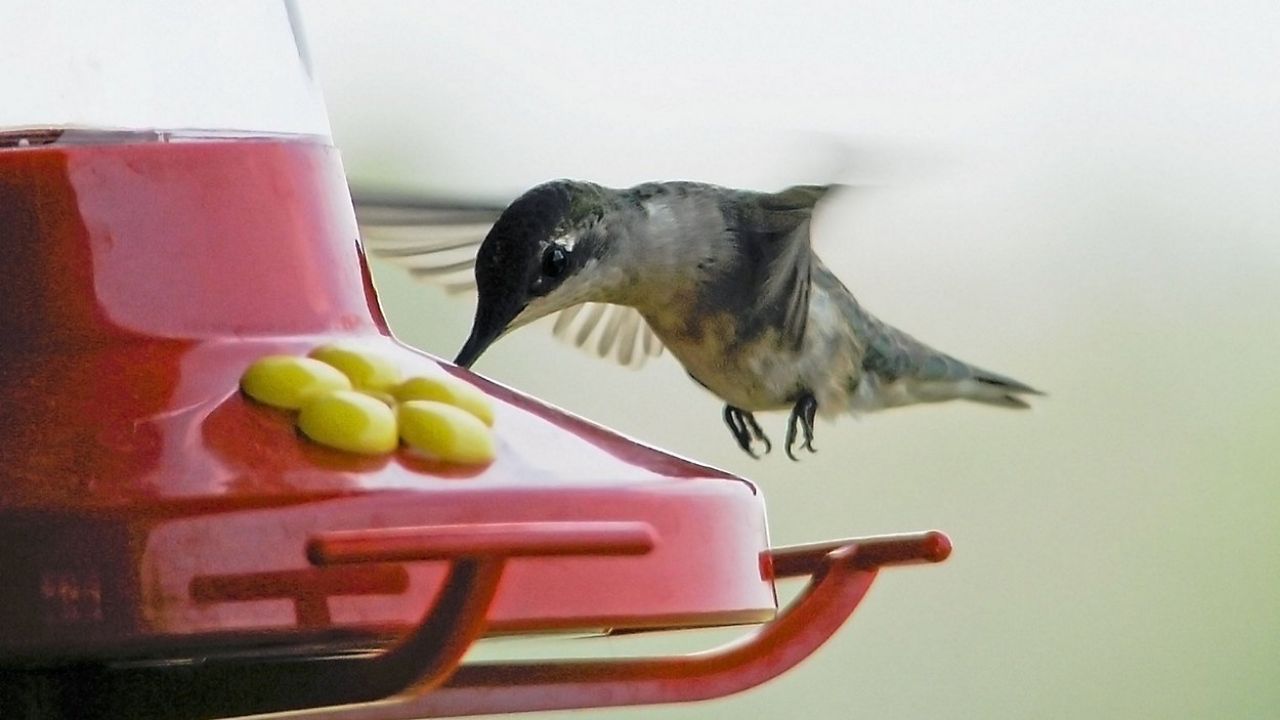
[
  {"x1": 738, "y1": 184, "x2": 842, "y2": 350},
  {"x1": 354, "y1": 195, "x2": 499, "y2": 294},
  {"x1": 354, "y1": 192, "x2": 664, "y2": 368},
  {"x1": 548, "y1": 302, "x2": 664, "y2": 367}
]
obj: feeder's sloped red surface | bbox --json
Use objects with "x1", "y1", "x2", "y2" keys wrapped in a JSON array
[{"x1": 0, "y1": 138, "x2": 775, "y2": 663}]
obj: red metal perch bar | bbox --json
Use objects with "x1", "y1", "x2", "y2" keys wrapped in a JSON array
[{"x1": 295, "y1": 529, "x2": 951, "y2": 720}]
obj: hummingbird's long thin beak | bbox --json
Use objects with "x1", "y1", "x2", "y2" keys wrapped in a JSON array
[{"x1": 454, "y1": 324, "x2": 502, "y2": 368}]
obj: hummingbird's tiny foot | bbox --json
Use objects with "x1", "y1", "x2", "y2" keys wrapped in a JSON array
[
  {"x1": 742, "y1": 411, "x2": 772, "y2": 456},
  {"x1": 723, "y1": 405, "x2": 771, "y2": 458},
  {"x1": 723, "y1": 406, "x2": 752, "y2": 455},
  {"x1": 785, "y1": 394, "x2": 819, "y2": 461}
]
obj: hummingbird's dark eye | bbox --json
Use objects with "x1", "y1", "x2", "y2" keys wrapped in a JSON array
[{"x1": 541, "y1": 245, "x2": 568, "y2": 279}]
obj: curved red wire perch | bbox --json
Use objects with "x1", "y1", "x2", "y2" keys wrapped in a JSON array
[
  {"x1": 80, "y1": 525, "x2": 945, "y2": 719},
  {"x1": 304, "y1": 521, "x2": 659, "y2": 700},
  {"x1": 300, "y1": 529, "x2": 950, "y2": 720},
  {"x1": 66, "y1": 522, "x2": 656, "y2": 719}
]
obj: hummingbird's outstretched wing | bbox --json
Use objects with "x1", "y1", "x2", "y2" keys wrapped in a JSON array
[
  {"x1": 730, "y1": 184, "x2": 841, "y2": 350},
  {"x1": 354, "y1": 195, "x2": 499, "y2": 294},
  {"x1": 354, "y1": 191, "x2": 664, "y2": 367}
]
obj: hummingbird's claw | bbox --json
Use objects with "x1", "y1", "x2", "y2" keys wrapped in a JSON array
[
  {"x1": 785, "y1": 394, "x2": 819, "y2": 461},
  {"x1": 723, "y1": 405, "x2": 772, "y2": 458}
]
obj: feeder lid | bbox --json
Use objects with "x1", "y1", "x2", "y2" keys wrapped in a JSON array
[{"x1": 0, "y1": 1, "x2": 329, "y2": 139}]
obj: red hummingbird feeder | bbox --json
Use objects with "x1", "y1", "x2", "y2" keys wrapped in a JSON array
[{"x1": 0, "y1": 4, "x2": 949, "y2": 719}]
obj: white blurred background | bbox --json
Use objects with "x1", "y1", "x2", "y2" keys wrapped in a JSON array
[{"x1": 299, "y1": 2, "x2": 1279, "y2": 718}]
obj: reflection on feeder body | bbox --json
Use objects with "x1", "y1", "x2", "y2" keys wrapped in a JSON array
[{"x1": 366, "y1": 180, "x2": 1043, "y2": 460}]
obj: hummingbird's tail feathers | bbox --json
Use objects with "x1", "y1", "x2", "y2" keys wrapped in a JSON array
[
  {"x1": 952, "y1": 370, "x2": 1044, "y2": 409},
  {"x1": 858, "y1": 368, "x2": 1042, "y2": 412},
  {"x1": 856, "y1": 315, "x2": 1042, "y2": 410},
  {"x1": 969, "y1": 392, "x2": 1032, "y2": 409}
]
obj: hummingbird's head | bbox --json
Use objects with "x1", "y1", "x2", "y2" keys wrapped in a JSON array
[{"x1": 455, "y1": 180, "x2": 612, "y2": 367}]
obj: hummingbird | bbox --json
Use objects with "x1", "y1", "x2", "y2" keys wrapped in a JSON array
[{"x1": 357, "y1": 180, "x2": 1041, "y2": 460}]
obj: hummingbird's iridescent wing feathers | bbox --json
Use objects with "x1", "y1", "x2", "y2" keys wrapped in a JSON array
[
  {"x1": 354, "y1": 192, "x2": 665, "y2": 367},
  {"x1": 735, "y1": 185, "x2": 840, "y2": 350},
  {"x1": 354, "y1": 193, "x2": 499, "y2": 294},
  {"x1": 610, "y1": 307, "x2": 642, "y2": 365},
  {"x1": 551, "y1": 302, "x2": 664, "y2": 368}
]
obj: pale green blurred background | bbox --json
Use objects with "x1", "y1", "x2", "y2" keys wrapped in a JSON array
[{"x1": 299, "y1": 2, "x2": 1279, "y2": 718}]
